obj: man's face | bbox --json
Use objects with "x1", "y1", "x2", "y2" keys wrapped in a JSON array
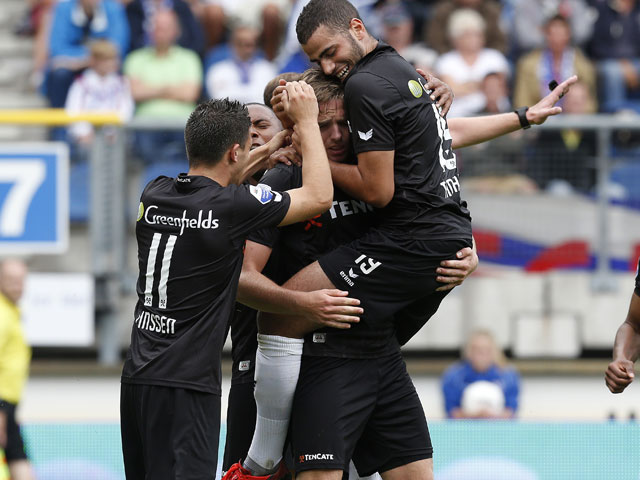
[
  {"x1": 302, "y1": 25, "x2": 365, "y2": 82},
  {"x1": 318, "y1": 99, "x2": 350, "y2": 163},
  {"x1": 0, "y1": 261, "x2": 27, "y2": 305},
  {"x1": 247, "y1": 104, "x2": 282, "y2": 150},
  {"x1": 232, "y1": 27, "x2": 259, "y2": 62},
  {"x1": 466, "y1": 335, "x2": 495, "y2": 373},
  {"x1": 152, "y1": 12, "x2": 179, "y2": 50},
  {"x1": 230, "y1": 134, "x2": 253, "y2": 183}
]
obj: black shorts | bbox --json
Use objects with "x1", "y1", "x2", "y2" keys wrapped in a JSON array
[
  {"x1": 222, "y1": 382, "x2": 257, "y2": 471},
  {"x1": 120, "y1": 383, "x2": 221, "y2": 480},
  {"x1": 2, "y1": 402, "x2": 28, "y2": 462},
  {"x1": 289, "y1": 351, "x2": 432, "y2": 476},
  {"x1": 318, "y1": 230, "x2": 471, "y2": 327},
  {"x1": 230, "y1": 304, "x2": 258, "y2": 386}
]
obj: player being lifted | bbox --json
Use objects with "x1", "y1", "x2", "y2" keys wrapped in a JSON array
[
  {"x1": 224, "y1": 1, "x2": 578, "y2": 478},
  {"x1": 119, "y1": 84, "x2": 363, "y2": 480}
]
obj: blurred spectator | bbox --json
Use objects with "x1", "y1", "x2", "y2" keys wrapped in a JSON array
[
  {"x1": 434, "y1": 8, "x2": 510, "y2": 117},
  {"x1": 459, "y1": 74, "x2": 536, "y2": 195},
  {"x1": 525, "y1": 82, "x2": 596, "y2": 193},
  {"x1": 480, "y1": 71, "x2": 511, "y2": 114},
  {"x1": 124, "y1": 9, "x2": 202, "y2": 164},
  {"x1": 589, "y1": 0, "x2": 640, "y2": 113},
  {"x1": 378, "y1": 1, "x2": 437, "y2": 72},
  {"x1": 441, "y1": 330, "x2": 520, "y2": 419},
  {"x1": 45, "y1": 0, "x2": 129, "y2": 109},
  {"x1": 14, "y1": 0, "x2": 54, "y2": 37},
  {"x1": 513, "y1": 14, "x2": 597, "y2": 112},
  {"x1": 183, "y1": 0, "x2": 226, "y2": 50},
  {"x1": 511, "y1": 0, "x2": 595, "y2": 53},
  {"x1": 125, "y1": 0, "x2": 205, "y2": 57},
  {"x1": 64, "y1": 40, "x2": 134, "y2": 161},
  {"x1": 203, "y1": 0, "x2": 292, "y2": 60},
  {"x1": 205, "y1": 24, "x2": 277, "y2": 103},
  {"x1": 425, "y1": 0, "x2": 507, "y2": 54},
  {"x1": 0, "y1": 259, "x2": 36, "y2": 480}
]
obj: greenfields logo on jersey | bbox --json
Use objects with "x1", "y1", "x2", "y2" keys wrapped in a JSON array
[
  {"x1": 137, "y1": 202, "x2": 144, "y2": 222},
  {"x1": 408, "y1": 79, "x2": 423, "y2": 98},
  {"x1": 143, "y1": 205, "x2": 219, "y2": 235}
]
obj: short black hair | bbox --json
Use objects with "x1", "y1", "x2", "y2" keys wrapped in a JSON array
[
  {"x1": 184, "y1": 98, "x2": 251, "y2": 168},
  {"x1": 296, "y1": 0, "x2": 362, "y2": 45}
]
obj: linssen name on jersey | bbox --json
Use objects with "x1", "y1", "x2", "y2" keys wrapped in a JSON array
[
  {"x1": 135, "y1": 309, "x2": 177, "y2": 335},
  {"x1": 142, "y1": 204, "x2": 220, "y2": 235}
]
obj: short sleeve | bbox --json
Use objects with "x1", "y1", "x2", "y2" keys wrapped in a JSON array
[
  {"x1": 635, "y1": 257, "x2": 640, "y2": 297},
  {"x1": 345, "y1": 72, "x2": 401, "y2": 154},
  {"x1": 501, "y1": 368, "x2": 520, "y2": 413},
  {"x1": 247, "y1": 164, "x2": 299, "y2": 248},
  {"x1": 229, "y1": 184, "x2": 291, "y2": 241},
  {"x1": 441, "y1": 363, "x2": 465, "y2": 417}
]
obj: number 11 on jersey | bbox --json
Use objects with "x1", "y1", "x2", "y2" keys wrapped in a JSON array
[{"x1": 144, "y1": 233, "x2": 177, "y2": 309}]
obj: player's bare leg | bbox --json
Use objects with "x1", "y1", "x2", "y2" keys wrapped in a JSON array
[
  {"x1": 380, "y1": 459, "x2": 433, "y2": 480},
  {"x1": 258, "y1": 261, "x2": 338, "y2": 338},
  {"x1": 239, "y1": 261, "x2": 340, "y2": 479},
  {"x1": 297, "y1": 469, "x2": 344, "y2": 480}
]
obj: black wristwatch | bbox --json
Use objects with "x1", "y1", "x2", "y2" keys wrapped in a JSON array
[{"x1": 515, "y1": 106, "x2": 531, "y2": 129}]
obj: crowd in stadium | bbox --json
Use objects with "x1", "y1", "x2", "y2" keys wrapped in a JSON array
[{"x1": 12, "y1": 0, "x2": 640, "y2": 196}]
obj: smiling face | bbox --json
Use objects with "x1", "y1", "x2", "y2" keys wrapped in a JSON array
[
  {"x1": 302, "y1": 24, "x2": 365, "y2": 82},
  {"x1": 318, "y1": 99, "x2": 350, "y2": 163},
  {"x1": 247, "y1": 104, "x2": 282, "y2": 150}
]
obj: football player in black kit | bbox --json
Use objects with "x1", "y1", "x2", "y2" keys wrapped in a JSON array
[
  {"x1": 223, "y1": 1, "x2": 579, "y2": 479},
  {"x1": 119, "y1": 86, "x2": 366, "y2": 480},
  {"x1": 606, "y1": 256, "x2": 640, "y2": 394}
]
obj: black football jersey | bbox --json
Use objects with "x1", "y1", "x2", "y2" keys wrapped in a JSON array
[
  {"x1": 250, "y1": 163, "x2": 376, "y2": 284},
  {"x1": 121, "y1": 174, "x2": 290, "y2": 394},
  {"x1": 344, "y1": 42, "x2": 472, "y2": 240},
  {"x1": 250, "y1": 163, "x2": 398, "y2": 358}
]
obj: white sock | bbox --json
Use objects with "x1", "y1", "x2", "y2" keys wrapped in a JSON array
[{"x1": 244, "y1": 334, "x2": 303, "y2": 475}]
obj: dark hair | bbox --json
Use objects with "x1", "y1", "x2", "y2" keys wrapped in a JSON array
[
  {"x1": 299, "y1": 68, "x2": 344, "y2": 104},
  {"x1": 545, "y1": 13, "x2": 570, "y2": 28},
  {"x1": 263, "y1": 72, "x2": 302, "y2": 107},
  {"x1": 184, "y1": 98, "x2": 251, "y2": 168},
  {"x1": 296, "y1": 0, "x2": 362, "y2": 45}
]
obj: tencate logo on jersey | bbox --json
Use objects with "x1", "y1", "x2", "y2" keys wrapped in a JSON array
[{"x1": 139, "y1": 203, "x2": 219, "y2": 235}]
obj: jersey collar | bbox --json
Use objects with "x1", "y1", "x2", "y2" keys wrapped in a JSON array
[
  {"x1": 174, "y1": 173, "x2": 221, "y2": 191},
  {"x1": 345, "y1": 40, "x2": 394, "y2": 84}
]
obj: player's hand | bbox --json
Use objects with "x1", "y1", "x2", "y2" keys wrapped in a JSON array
[
  {"x1": 435, "y1": 246, "x2": 479, "y2": 291},
  {"x1": 417, "y1": 68, "x2": 454, "y2": 117},
  {"x1": 605, "y1": 358, "x2": 635, "y2": 393},
  {"x1": 0, "y1": 410, "x2": 7, "y2": 448},
  {"x1": 281, "y1": 81, "x2": 319, "y2": 126},
  {"x1": 268, "y1": 145, "x2": 302, "y2": 168},
  {"x1": 271, "y1": 80, "x2": 295, "y2": 129},
  {"x1": 263, "y1": 128, "x2": 292, "y2": 157},
  {"x1": 299, "y1": 289, "x2": 362, "y2": 330},
  {"x1": 527, "y1": 75, "x2": 578, "y2": 125}
]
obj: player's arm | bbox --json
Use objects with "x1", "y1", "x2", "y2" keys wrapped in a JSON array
[
  {"x1": 606, "y1": 292, "x2": 640, "y2": 393},
  {"x1": 278, "y1": 81, "x2": 333, "y2": 226},
  {"x1": 238, "y1": 241, "x2": 362, "y2": 327},
  {"x1": 239, "y1": 129, "x2": 292, "y2": 182},
  {"x1": 329, "y1": 150, "x2": 395, "y2": 208},
  {"x1": 448, "y1": 75, "x2": 578, "y2": 149},
  {"x1": 435, "y1": 238, "x2": 479, "y2": 292}
]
